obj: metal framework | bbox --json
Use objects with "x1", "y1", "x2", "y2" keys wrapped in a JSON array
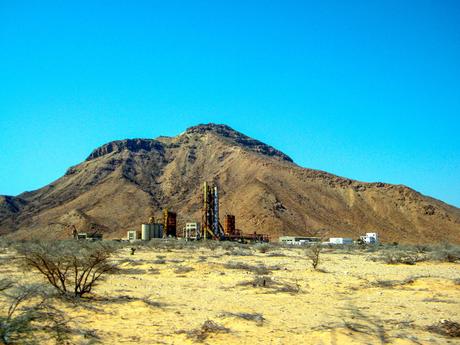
[{"x1": 201, "y1": 182, "x2": 225, "y2": 240}]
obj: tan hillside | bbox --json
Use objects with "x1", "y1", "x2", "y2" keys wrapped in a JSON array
[{"x1": 0, "y1": 123, "x2": 459, "y2": 243}]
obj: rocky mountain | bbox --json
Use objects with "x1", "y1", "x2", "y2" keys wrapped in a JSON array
[{"x1": 1, "y1": 123, "x2": 459, "y2": 243}]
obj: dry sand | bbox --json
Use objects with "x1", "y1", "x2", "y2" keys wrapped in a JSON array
[{"x1": 1, "y1": 243, "x2": 459, "y2": 344}]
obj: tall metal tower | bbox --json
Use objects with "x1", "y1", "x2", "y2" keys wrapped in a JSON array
[{"x1": 201, "y1": 181, "x2": 224, "y2": 240}]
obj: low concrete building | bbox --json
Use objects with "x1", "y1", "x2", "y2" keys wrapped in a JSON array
[
  {"x1": 127, "y1": 230, "x2": 139, "y2": 241},
  {"x1": 279, "y1": 236, "x2": 321, "y2": 245},
  {"x1": 77, "y1": 232, "x2": 103, "y2": 241},
  {"x1": 360, "y1": 232, "x2": 379, "y2": 244},
  {"x1": 329, "y1": 237, "x2": 353, "y2": 245},
  {"x1": 184, "y1": 222, "x2": 201, "y2": 240},
  {"x1": 359, "y1": 232, "x2": 379, "y2": 244}
]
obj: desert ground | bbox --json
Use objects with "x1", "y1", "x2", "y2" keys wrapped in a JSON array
[{"x1": 1, "y1": 241, "x2": 459, "y2": 345}]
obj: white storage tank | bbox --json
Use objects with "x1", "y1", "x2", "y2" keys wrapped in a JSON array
[{"x1": 141, "y1": 224, "x2": 151, "y2": 241}]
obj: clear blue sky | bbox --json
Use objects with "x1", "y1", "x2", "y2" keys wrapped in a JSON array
[{"x1": 0, "y1": 1, "x2": 459, "y2": 207}]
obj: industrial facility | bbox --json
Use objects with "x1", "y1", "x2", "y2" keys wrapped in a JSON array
[
  {"x1": 126, "y1": 181, "x2": 269, "y2": 243},
  {"x1": 278, "y1": 233, "x2": 379, "y2": 246}
]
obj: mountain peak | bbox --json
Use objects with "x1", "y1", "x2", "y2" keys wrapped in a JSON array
[
  {"x1": 185, "y1": 123, "x2": 237, "y2": 135},
  {"x1": 185, "y1": 123, "x2": 293, "y2": 162}
]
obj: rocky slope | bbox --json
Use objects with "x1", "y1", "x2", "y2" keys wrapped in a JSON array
[{"x1": 1, "y1": 123, "x2": 459, "y2": 243}]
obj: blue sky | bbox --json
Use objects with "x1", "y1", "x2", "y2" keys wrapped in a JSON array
[{"x1": 0, "y1": 1, "x2": 459, "y2": 207}]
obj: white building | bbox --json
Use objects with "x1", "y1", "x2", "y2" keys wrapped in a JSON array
[
  {"x1": 279, "y1": 236, "x2": 321, "y2": 245},
  {"x1": 184, "y1": 222, "x2": 201, "y2": 240},
  {"x1": 127, "y1": 230, "x2": 139, "y2": 241},
  {"x1": 329, "y1": 237, "x2": 353, "y2": 245},
  {"x1": 360, "y1": 232, "x2": 379, "y2": 244}
]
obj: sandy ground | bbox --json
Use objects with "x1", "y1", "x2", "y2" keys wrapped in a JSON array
[{"x1": 1, "y1": 243, "x2": 459, "y2": 345}]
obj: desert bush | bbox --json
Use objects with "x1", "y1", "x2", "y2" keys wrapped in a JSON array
[
  {"x1": 225, "y1": 248, "x2": 253, "y2": 256},
  {"x1": 220, "y1": 312, "x2": 265, "y2": 326},
  {"x1": 110, "y1": 267, "x2": 146, "y2": 275},
  {"x1": 152, "y1": 259, "x2": 166, "y2": 264},
  {"x1": 179, "y1": 320, "x2": 230, "y2": 342},
  {"x1": 0, "y1": 280, "x2": 70, "y2": 344},
  {"x1": 255, "y1": 243, "x2": 271, "y2": 253},
  {"x1": 266, "y1": 251, "x2": 286, "y2": 257},
  {"x1": 427, "y1": 320, "x2": 460, "y2": 337},
  {"x1": 17, "y1": 240, "x2": 118, "y2": 298},
  {"x1": 430, "y1": 246, "x2": 460, "y2": 263},
  {"x1": 174, "y1": 266, "x2": 194, "y2": 274},
  {"x1": 223, "y1": 261, "x2": 279, "y2": 275},
  {"x1": 380, "y1": 250, "x2": 421, "y2": 265},
  {"x1": 306, "y1": 244, "x2": 323, "y2": 270},
  {"x1": 238, "y1": 275, "x2": 300, "y2": 294},
  {"x1": 372, "y1": 277, "x2": 416, "y2": 288}
]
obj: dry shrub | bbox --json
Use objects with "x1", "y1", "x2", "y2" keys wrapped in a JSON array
[
  {"x1": 220, "y1": 312, "x2": 265, "y2": 326},
  {"x1": 152, "y1": 259, "x2": 166, "y2": 264},
  {"x1": 174, "y1": 266, "x2": 194, "y2": 274},
  {"x1": 380, "y1": 251, "x2": 420, "y2": 265},
  {"x1": 225, "y1": 248, "x2": 253, "y2": 256},
  {"x1": 372, "y1": 277, "x2": 416, "y2": 288},
  {"x1": 267, "y1": 252, "x2": 286, "y2": 257},
  {"x1": 0, "y1": 280, "x2": 71, "y2": 344},
  {"x1": 255, "y1": 243, "x2": 271, "y2": 253},
  {"x1": 427, "y1": 320, "x2": 460, "y2": 337},
  {"x1": 430, "y1": 247, "x2": 460, "y2": 263},
  {"x1": 223, "y1": 261, "x2": 278, "y2": 275},
  {"x1": 17, "y1": 241, "x2": 117, "y2": 298},
  {"x1": 238, "y1": 275, "x2": 300, "y2": 294},
  {"x1": 306, "y1": 244, "x2": 323, "y2": 270},
  {"x1": 179, "y1": 320, "x2": 230, "y2": 342}
]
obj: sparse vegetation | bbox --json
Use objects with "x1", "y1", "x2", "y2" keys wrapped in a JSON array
[
  {"x1": 255, "y1": 243, "x2": 271, "y2": 253},
  {"x1": 379, "y1": 250, "x2": 420, "y2": 265},
  {"x1": 0, "y1": 280, "x2": 71, "y2": 344},
  {"x1": 427, "y1": 320, "x2": 460, "y2": 337},
  {"x1": 179, "y1": 320, "x2": 231, "y2": 342},
  {"x1": 17, "y1": 241, "x2": 118, "y2": 297},
  {"x1": 223, "y1": 261, "x2": 279, "y2": 275},
  {"x1": 306, "y1": 244, "x2": 323, "y2": 270},
  {"x1": 372, "y1": 277, "x2": 417, "y2": 288},
  {"x1": 174, "y1": 266, "x2": 194, "y2": 274},
  {"x1": 220, "y1": 312, "x2": 265, "y2": 326},
  {"x1": 238, "y1": 275, "x2": 301, "y2": 294}
]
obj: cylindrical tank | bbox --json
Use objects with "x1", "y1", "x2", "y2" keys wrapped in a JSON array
[
  {"x1": 141, "y1": 224, "x2": 151, "y2": 241},
  {"x1": 150, "y1": 223, "x2": 163, "y2": 238}
]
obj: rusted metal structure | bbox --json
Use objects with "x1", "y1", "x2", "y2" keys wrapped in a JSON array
[
  {"x1": 163, "y1": 209, "x2": 177, "y2": 237},
  {"x1": 224, "y1": 214, "x2": 237, "y2": 236},
  {"x1": 201, "y1": 182, "x2": 225, "y2": 240},
  {"x1": 200, "y1": 182, "x2": 269, "y2": 242}
]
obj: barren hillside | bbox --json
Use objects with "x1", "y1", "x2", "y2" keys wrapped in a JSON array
[{"x1": 1, "y1": 124, "x2": 459, "y2": 243}]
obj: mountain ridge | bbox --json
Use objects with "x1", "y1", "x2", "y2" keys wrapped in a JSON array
[{"x1": 1, "y1": 123, "x2": 459, "y2": 243}]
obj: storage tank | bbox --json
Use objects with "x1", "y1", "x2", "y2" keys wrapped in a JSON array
[
  {"x1": 150, "y1": 223, "x2": 163, "y2": 238},
  {"x1": 141, "y1": 224, "x2": 151, "y2": 241}
]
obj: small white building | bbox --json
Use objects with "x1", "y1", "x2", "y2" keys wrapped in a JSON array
[
  {"x1": 329, "y1": 237, "x2": 353, "y2": 245},
  {"x1": 279, "y1": 236, "x2": 321, "y2": 245},
  {"x1": 127, "y1": 230, "x2": 139, "y2": 241},
  {"x1": 360, "y1": 232, "x2": 379, "y2": 244},
  {"x1": 184, "y1": 222, "x2": 201, "y2": 240}
]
